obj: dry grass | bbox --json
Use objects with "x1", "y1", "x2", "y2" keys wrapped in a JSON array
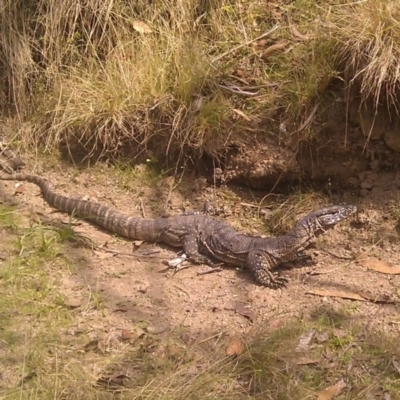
[
  {"x1": 0, "y1": 0, "x2": 254, "y2": 161},
  {"x1": 1, "y1": 0, "x2": 400, "y2": 161},
  {"x1": 1, "y1": 207, "x2": 400, "y2": 400},
  {"x1": 0, "y1": 166, "x2": 397, "y2": 399},
  {"x1": 328, "y1": 0, "x2": 400, "y2": 111},
  {"x1": 1, "y1": 2, "x2": 400, "y2": 397}
]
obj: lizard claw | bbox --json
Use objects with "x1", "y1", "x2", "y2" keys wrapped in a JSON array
[
  {"x1": 168, "y1": 253, "x2": 187, "y2": 268},
  {"x1": 253, "y1": 268, "x2": 289, "y2": 289},
  {"x1": 168, "y1": 253, "x2": 187, "y2": 270},
  {"x1": 268, "y1": 275, "x2": 289, "y2": 289}
]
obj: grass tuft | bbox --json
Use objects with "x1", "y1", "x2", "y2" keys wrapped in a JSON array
[
  {"x1": 328, "y1": 0, "x2": 400, "y2": 111},
  {"x1": 0, "y1": 197, "x2": 398, "y2": 399},
  {"x1": 1, "y1": 1, "x2": 400, "y2": 160}
]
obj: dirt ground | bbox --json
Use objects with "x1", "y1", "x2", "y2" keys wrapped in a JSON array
[{"x1": 1, "y1": 150, "x2": 400, "y2": 346}]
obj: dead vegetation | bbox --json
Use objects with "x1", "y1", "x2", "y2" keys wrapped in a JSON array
[
  {"x1": 2, "y1": 1, "x2": 400, "y2": 399},
  {"x1": 1, "y1": 198, "x2": 400, "y2": 399},
  {"x1": 0, "y1": 163, "x2": 399, "y2": 399},
  {"x1": 1, "y1": 0, "x2": 400, "y2": 163},
  {"x1": 329, "y1": 0, "x2": 400, "y2": 111}
]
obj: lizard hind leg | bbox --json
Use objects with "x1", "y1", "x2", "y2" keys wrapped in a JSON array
[
  {"x1": 247, "y1": 250, "x2": 289, "y2": 289},
  {"x1": 182, "y1": 234, "x2": 217, "y2": 267},
  {"x1": 166, "y1": 234, "x2": 217, "y2": 274}
]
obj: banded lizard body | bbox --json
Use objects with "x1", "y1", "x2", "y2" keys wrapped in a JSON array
[{"x1": 0, "y1": 173, "x2": 356, "y2": 288}]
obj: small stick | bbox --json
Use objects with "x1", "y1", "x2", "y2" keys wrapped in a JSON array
[
  {"x1": 212, "y1": 25, "x2": 280, "y2": 63},
  {"x1": 324, "y1": 249, "x2": 354, "y2": 261},
  {"x1": 172, "y1": 284, "x2": 192, "y2": 301},
  {"x1": 307, "y1": 267, "x2": 339, "y2": 276},
  {"x1": 218, "y1": 84, "x2": 259, "y2": 96},
  {"x1": 197, "y1": 267, "x2": 223, "y2": 276},
  {"x1": 139, "y1": 198, "x2": 146, "y2": 218},
  {"x1": 98, "y1": 247, "x2": 162, "y2": 259},
  {"x1": 290, "y1": 103, "x2": 319, "y2": 135}
]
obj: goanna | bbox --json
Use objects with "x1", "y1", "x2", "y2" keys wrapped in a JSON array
[{"x1": 0, "y1": 173, "x2": 357, "y2": 288}]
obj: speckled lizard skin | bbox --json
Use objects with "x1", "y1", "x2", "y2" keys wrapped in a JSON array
[{"x1": 0, "y1": 173, "x2": 356, "y2": 288}]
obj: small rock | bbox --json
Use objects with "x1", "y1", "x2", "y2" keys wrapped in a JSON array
[{"x1": 137, "y1": 285, "x2": 148, "y2": 294}]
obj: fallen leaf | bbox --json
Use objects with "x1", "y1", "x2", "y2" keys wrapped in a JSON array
[
  {"x1": 132, "y1": 20, "x2": 152, "y2": 33},
  {"x1": 120, "y1": 329, "x2": 134, "y2": 341},
  {"x1": 392, "y1": 356, "x2": 400, "y2": 375},
  {"x1": 113, "y1": 307, "x2": 128, "y2": 313},
  {"x1": 295, "y1": 329, "x2": 315, "y2": 352},
  {"x1": 234, "y1": 301, "x2": 255, "y2": 322},
  {"x1": 120, "y1": 328, "x2": 145, "y2": 342},
  {"x1": 232, "y1": 109, "x2": 251, "y2": 121},
  {"x1": 357, "y1": 256, "x2": 400, "y2": 274},
  {"x1": 96, "y1": 373, "x2": 129, "y2": 388},
  {"x1": 83, "y1": 339, "x2": 103, "y2": 353},
  {"x1": 295, "y1": 357, "x2": 320, "y2": 365},
  {"x1": 289, "y1": 23, "x2": 314, "y2": 41},
  {"x1": 317, "y1": 379, "x2": 347, "y2": 400},
  {"x1": 226, "y1": 335, "x2": 244, "y2": 356},
  {"x1": 332, "y1": 328, "x2": 347, "y2": 339},
  {"x1": 306, "y1": 289, "x2": 366, "y2": 301},
  {"x1": 262, "y1": 41, "x2": 288, "y2": 58},
  {"x1": 307, "y1": 289, "x2": 395, "y2": 304},
  {"x1": 146, "y1": 322, "x2": 169, "y2": 334}
]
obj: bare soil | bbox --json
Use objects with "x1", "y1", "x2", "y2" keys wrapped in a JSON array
[{"x1": 1, "y1": 148, "x2": 400, "y2": 345}]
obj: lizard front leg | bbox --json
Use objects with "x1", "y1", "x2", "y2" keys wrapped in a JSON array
[{"x1": 247, "y1": 250, "x2": 288, "y2": 289}]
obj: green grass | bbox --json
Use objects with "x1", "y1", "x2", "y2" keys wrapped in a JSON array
[
  {"x1": 1, "y1": 0, "x2": 399, "y2": 164},
  {"x1": 1, "y1": 0, "x2": 400, "y2": 397},
  {"x1": 0, "y1": 199, "x2": 399, "y2": 399},
  {"x1": 3, "y1": 0, "x2": 399, "y2": 162}
]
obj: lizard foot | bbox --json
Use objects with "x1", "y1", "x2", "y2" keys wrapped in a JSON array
[
  {"x1": 254, "y1": 269, "x2": 289, "y2": 289},
  {"x1": 267, "y1": 274, "x2": 289, "y2": 289},
  {"x1": 168, "y1": 253, "x2": 188, "y2": 271}
]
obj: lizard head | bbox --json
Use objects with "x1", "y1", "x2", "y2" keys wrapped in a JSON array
[{"x1": 308, "y1": 204, "x2": 357, "y2": 236}]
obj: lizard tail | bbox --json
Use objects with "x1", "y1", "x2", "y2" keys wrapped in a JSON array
[{"x1": 0, "y1": 173, "x2": 164, "y2": 242}]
